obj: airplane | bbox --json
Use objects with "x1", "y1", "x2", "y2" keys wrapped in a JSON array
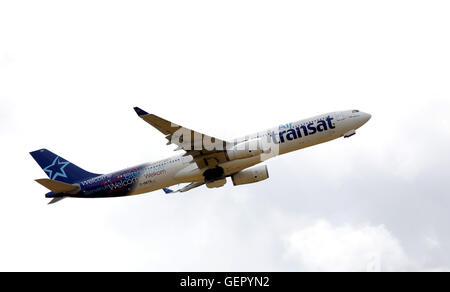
[{"x1": 30, "y1": 107, "x2": 371, "y2": 204}]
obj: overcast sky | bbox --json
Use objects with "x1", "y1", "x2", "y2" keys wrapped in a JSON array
[{"x1": 1, "y1": 0, "x2": 449, "y2": 271}]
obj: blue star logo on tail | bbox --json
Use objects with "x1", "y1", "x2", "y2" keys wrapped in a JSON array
[{"x1": 43, "y1": 156, "x2": 70, "y2": 180}]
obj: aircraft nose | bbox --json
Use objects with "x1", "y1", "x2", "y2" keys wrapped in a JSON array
[{"x1": 363, "y1": 112, "x2": 371, "y2": 123}]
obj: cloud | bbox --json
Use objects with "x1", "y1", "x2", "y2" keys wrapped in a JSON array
[
  {"x1": 284, "y1": 220, "x2": 410, "y2": 271},
  {"x1": 421, "y1": 267, "x2": 450, "y2": 272},
  {"x1": 425, "y1": 237, "x2": 441, "y2": 250}
]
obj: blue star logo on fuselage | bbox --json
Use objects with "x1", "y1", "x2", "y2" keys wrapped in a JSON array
[{"x1": 43, "y1": 157, "x2": 70, "y2": 180}]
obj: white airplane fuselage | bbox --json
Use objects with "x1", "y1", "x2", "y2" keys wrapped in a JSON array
[
  {"x1": 32, "y1": 109, "x2": 370, "y2": 200},
  {"x1": 88, "y1": 109, "x2": 370, "y2": 197}
]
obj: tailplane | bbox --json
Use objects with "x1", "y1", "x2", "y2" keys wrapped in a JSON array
[
  {"x1": 48, "y1": 197, "x2": 66, "y2": 204},
  {"x1": 30, "y1": 149, "x2": 100, "y2": 184},
  {"x1": 35, "y1": 178, "x2": 80, "y2": 194}
]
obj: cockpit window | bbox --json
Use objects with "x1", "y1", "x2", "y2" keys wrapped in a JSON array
[{"x1": 352, "y1": 110, "x2": 359, "y2": 113}]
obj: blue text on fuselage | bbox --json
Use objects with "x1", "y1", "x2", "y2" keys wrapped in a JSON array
[{"x1": 272, "y1": 116, "x2": 335, "y2": 144}]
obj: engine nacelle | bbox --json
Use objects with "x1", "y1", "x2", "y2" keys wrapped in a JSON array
[
  {"x1": 231, "y1": 165, "x2": 269, "y2": 186},
  {"x1": 226, "y1": 139, "x2": 271, "y2": 161},
  {"x1": 206, "y1": 178, "x2": 227, "y2": 188}
]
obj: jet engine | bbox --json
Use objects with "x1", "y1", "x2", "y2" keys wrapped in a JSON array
[
  {"x1": 226, "y1": 139, "x2": 271, "y2": 161},
  {"x1": 231, "y1": 165, "x2": 269, "y2": 186},
  {"x1": 206, "y1": 178, "x2": 227, "y2": 188}
]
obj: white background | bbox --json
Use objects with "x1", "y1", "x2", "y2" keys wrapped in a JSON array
[{"x1": 1, "y1": 0, "x2": 449, "y2": 271}]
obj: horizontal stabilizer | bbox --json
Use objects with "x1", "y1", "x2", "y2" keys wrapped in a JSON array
[
  {"x1": 48, "y1": 197, "x2": 66, "y2": 204},
  {"x1": 35, "y1": 178, "x2": 80, "y2": 194}
]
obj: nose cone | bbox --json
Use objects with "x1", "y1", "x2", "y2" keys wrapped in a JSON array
[{"x1": 362, "y1": 112, "x2": 371, "y2": 124}]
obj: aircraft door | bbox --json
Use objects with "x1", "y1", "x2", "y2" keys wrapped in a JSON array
[{"x1": 336, "y1": 113, "x2": 345, "y2": 121}]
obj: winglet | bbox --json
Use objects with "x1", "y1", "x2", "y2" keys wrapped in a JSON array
[
  {"x1": 163, "y1": 188, "x2": 174, "y2": 194},
  {"x1": 134, "y1": 107, "x2": 149, "y2": 116}
]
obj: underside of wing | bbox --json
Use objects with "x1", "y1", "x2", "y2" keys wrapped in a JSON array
[{"x1": 134, "y1": 107, "x2": 231, "y2": 168}]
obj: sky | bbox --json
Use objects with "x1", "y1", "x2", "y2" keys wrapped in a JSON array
[{"x1": 0, "y1": 0, "x2": 449, "y2": 271}]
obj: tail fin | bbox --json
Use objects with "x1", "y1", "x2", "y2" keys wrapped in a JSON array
[{"x1": 30, "y1": 149, "x2": 100, "y2": 184}]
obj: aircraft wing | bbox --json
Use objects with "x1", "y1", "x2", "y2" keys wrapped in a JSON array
[
  {"x1": 163, "y1": 182, "x2": 205, "y2": 194},
  {"x1": 134, "y1": 107, "x2": 231, "y2": 168}
]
